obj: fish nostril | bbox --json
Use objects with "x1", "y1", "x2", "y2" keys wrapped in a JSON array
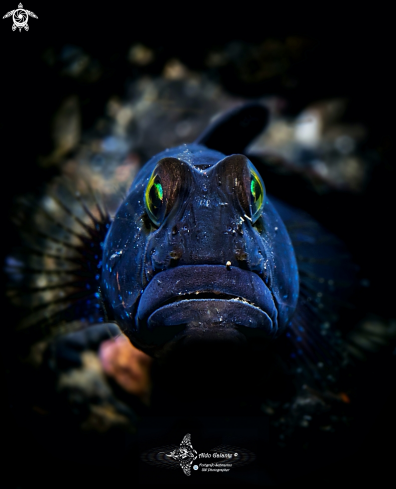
[
  {"x1": 169, "y1": 249, "x2": 183, "y2": 266},
  {"x1": 235, "y1": 249, "x2": 248, "y2": 261},
  {"x1": 169, "y1": 250, "x2": 182, "y2": 259}
]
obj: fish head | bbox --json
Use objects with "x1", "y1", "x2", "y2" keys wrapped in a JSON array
[{"x1": 101, "y1": 143, "x2": 299, "y2": 357}]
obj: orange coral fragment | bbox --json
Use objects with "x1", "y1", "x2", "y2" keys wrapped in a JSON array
[
  {"x1": 99, "y1": 334, "x2": 152, "y2": 405},
  {"x1": 339, "y1": 392, "x2": 351, "y2": 404}
]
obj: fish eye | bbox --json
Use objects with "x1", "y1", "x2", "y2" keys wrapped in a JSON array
[
  {"x1": 248, "y1": 162, "x2": 266, "y2": 222},
  {"x1": 145, "y1": 172, "x2": 165, "y2": 226},
  {"x1": 143, "y1": 157, "x2": 190, "y2": 227}
]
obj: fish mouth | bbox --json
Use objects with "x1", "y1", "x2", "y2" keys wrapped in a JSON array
[{"x1": 135, "y1": 265, "x2": 278, "y2": 349}]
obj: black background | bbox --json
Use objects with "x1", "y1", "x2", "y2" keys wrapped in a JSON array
[{"x1": 1, "y1": 7, "x2": 395, "y2": 487}]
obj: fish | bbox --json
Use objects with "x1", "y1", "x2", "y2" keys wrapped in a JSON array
[
  {"x1": 102, "y1": 103, "x2": 299, "y2": 356},
  {"x1": 100, "y1": 103, "x2": 355, "y2": 370},
  {"x1": 6, "y1": 102, "x2": 360, "y2": 445}
]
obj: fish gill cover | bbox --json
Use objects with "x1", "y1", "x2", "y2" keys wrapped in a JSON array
[{"x1": 2, "y1": 35, "x2": 396, "y2": 486}]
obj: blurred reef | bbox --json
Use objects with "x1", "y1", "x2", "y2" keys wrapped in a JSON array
[{"x1": 1, "y1": 29, "x2": 395, "y2": 486}]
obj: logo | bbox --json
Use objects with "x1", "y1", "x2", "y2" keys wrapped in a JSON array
[
  {"x1": 141, "y1": 433, "x2": 256, "y2": 477},
  {"x1": 3, "y1": 3, "x2": 38, "y2": 31},
  {"x1": 165, "y1": 434, "x2": 197, "y2": 476}
]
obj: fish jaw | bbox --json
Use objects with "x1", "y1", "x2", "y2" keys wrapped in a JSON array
[{"x1": 129, "y1": 265, "x2": 278, "y2": 353}]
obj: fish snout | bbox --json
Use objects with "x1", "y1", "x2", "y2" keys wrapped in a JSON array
[{"x1": 131, "y1": 265, "x2": 279, "y2": 355}]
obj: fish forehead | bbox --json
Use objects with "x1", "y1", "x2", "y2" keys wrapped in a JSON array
[
  {"x1": 129, "y1": 143, "x2": 226, "y2": 192},
  {"x1": 130, "y1": 146, "x2": 252, "y2": 225}
]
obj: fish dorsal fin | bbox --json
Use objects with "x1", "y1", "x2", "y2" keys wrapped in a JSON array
[{"x1": 195, "y1": 102, "x2": 269, "y2": 155}]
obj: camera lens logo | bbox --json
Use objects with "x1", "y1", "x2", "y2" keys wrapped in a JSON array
[{"x1": 3, "y1": 3, "x2": 38, "y2": 32}]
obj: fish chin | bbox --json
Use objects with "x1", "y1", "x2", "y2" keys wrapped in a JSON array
[
  {"x1": 147, "y1": 298, "x2": 273, "y2": 337},
  {"x1": 131, "y1": 265, "x2": 278, "y2": 353}
]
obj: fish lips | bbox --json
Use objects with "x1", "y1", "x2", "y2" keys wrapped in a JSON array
[{"x1": 136, "y1": 265, "x2": 278, "y2": 344}]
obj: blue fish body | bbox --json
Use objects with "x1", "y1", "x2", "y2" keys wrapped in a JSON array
[
  {"x1": 101, "y1": 143, "x2": 300, "y2": 356},
  {"x1": 6, "y1": 103, "x2": 358, "y2": 441}
]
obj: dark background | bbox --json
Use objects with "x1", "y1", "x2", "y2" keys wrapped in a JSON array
[{"x1": 1, "y1": 9, "x2": 395, "y2": 486}]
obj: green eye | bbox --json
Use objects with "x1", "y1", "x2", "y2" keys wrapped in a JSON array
[
  {"x1": 249, "y1": 163, "x2": 266, "y2": 222},
  {"x1": 145, "y1": 172, "x2": 165, "y2": 225}
]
